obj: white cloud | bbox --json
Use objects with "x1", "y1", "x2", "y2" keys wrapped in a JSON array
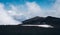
[
  {"x1": 0, "y1": 3, "x2": 21, "y2": 25},
  {"x1": 51, "y1": 0, "x2": 60, "y2": 17},
  {"x1": 44, "y1": 0, "x2": 60, "y2": 18},
  {"x1": 7, "y1": 2, "x2": 42, "y2": 21},
  {"x1": 25, "y1": 2, "x2": 42, "y2": 17}
]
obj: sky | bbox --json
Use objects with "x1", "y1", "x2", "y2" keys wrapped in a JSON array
[{"x1": 0, "y1": 0, "x2": 60, "y2": 25}]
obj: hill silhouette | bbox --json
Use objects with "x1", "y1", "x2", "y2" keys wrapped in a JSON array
[{"x1": 0, "y1": 16, "x2": 60, "y2": 35}]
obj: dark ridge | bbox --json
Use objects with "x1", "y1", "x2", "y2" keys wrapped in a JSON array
[
  {"x1": 22, "y1": 16, "x2": 60, "y2": 28},
  {"x1": 22, "y1": 16, "x2": 60, "y2": 25},
  {"x1": 45, "y1": 16, "x2": 60, "y2": 25},
  {"x1": 0, "y1": 16, "x2": 60, "y2": 35},
  {"x1": 22, "y1": 16, "x2": 44, "y2": 24}
]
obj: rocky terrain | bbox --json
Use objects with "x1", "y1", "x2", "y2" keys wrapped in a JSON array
[{"x1": 0, "y1": 16, "x2": 60, "y2": 35}]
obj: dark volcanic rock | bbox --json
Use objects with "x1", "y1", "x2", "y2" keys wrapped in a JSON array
[
  {"x1": 0, "y1": 16, "x2": 60, "y2": 35},
  {"x1": 0, "y1": 25, "x2": 60, "y2": 35},
  {"x1": 22, "y1": 16, "x2": 44, "y2": 24},
  {"x1": 22, "y1": 16, "x2": 60, "y2": 28}
]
